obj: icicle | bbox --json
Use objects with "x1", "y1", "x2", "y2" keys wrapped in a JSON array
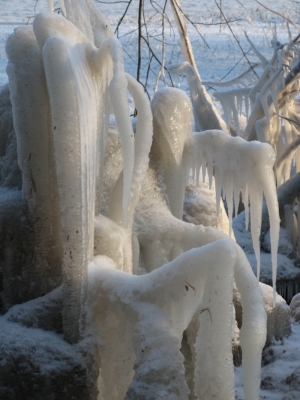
[
  {"x1": 249, "y1": 182, "x2": 263, "y2": 281},
  {"x1": 196, "y1": 157, "x2": 202, "y2": 186},
  {"x1": 245, "y1": 95, "x2": 249, "y2": 120},
  {"x1": 215, "y1": 169, "x2": 222, "y2": 217},
  {"x1": 202, "y1": 158, "x2": 207, "y2": 182},
  {"x1": 207, "y1": 154, "x2": 213, "y2": 190},
  {"x1": 244, "y1": 185, "x2": 249, "y2": 231},
  {"x1": 230, "y1": 96, "x2": 240, "y2": 136},
  {"x1": 226, "y1": 175, "x2": 234, "y2": 238},
  {"x1": 234, "y1": 185, "x2": 240, "y2": 218}
]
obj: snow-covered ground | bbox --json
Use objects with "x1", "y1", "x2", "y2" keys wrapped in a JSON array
[{"x1": 235, "y1": 322, "x2": 300, "y2": 399}]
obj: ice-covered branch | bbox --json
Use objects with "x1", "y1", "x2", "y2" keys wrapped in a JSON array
[
  {"x1": 244, "y1": 31, "x2": 268, "y2": 67},
  {"x1": 275, "y1": 134, "x2": 300, "y2": 185},
  {"x1": 169, "y1": 0, "x2": 199, "y2": 76},
  {"x1": 203, "y1": 64, "x2": 258, "y2": 88},
  {"x1": 168, "y1": 62, "x2": 228, "y2": 132}
]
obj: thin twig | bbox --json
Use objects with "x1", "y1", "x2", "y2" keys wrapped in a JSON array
[
  {"x1": 141, "y1": 34, "x2": 174, "y2": 86},
  {"x1": 213, "y1": 0, "x2": 259, "y2": 78},
  {"x1": 170, "y1": 0, "x2": 210, "y2": 49},
  {"x1": 137, "y1": 0, "x2": 143, "y2": 83},
  {"x1": 114, "y1": 0, "x2": 134, "y2": 36},
  {"x1": 280, "y1": 114, "x2": 300, "y2": 127}
]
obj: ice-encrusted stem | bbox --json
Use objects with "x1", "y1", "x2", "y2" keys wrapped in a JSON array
[
  {"x1": 169, "y1": 0, "x2": 198, "y2": 75},
  {"x1": 99, "y1": 37, "x2": 135, "y2": 226},
  {"x1": 168, "y1": 62, "x2": 228, "y2": 132},
  {"x1": 108, "y1": 73, "x2": 153, "y2": 228}
]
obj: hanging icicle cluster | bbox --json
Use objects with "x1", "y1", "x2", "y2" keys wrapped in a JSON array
[{"x1": 187, "y1": 130, "x2": 280, "y2": 303}]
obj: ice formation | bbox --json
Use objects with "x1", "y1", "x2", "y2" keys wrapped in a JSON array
[
  {"x1": 2, "y1": 1, "x2": 276, "y2": 399},
  {"x1": 187, "y1": 130, "x2": 280, "y2": 300}
]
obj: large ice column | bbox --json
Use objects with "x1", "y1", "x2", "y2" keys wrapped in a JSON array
[
  {"x1": 33, "y1": 12, "x2": 105, "y2": 343},
  {"x1": 150, "y1": 87, "x2": 192, "y2": 219},
  {"x1": 6, "y1": 26, "x2": 62, "y2": 296}
]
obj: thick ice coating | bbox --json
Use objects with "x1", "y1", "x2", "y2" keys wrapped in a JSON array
[
  {"x1": 189, "y1": 130, "x2": 280, "y2": 298},
  {"x1": 88, "y1": 238, "x2": 266, "y2": 400}
]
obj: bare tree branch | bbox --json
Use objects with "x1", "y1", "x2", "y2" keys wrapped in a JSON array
[
  {"x1": 114, "y1": 0, "x2": 134, "y2": 36},
  {"x1": 137, "y1": 0, "x2": 143, "y2": 83},
  {"x1": 213, "y1": 0, "x2": 259, "y2": 79}
]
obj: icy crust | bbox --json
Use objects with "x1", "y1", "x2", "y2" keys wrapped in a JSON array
[
  {"x1": 88, "y1": 238, "x2": 266, "y2": 400},
  {"x1": 188, "y1": 130, "x2": 280, "y2": 300}
]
